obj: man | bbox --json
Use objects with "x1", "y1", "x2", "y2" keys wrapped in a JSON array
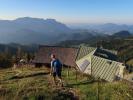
[{"x1": 50, "y1": 54, "x2": 63, "y2": 86}]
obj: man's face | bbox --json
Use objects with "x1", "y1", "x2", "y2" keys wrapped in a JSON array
[{"x1": 51, "y1": 54, "x2": 55, "y2": 60}]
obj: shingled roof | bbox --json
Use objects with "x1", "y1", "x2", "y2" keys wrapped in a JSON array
[
  {"x1": 34, "y1": 45, "x2": 78, "y2": 66},
  {"x1": 76, "y1": 45, "x2": 117, "y2": 61},
  {"x1": 91, "y1": 55, "x2": 121, "y2": 82}
]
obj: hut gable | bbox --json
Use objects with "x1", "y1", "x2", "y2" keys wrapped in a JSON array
[
  {"x1": 76, "y1": 45, "x2": 117, "y2": 61},
  {"x1": 34, "y1": 45, "x2": 78, "y2": 66},
  {"x1": 76, "y1": 46, "x2": 96, "y2": 61},
  {"x1": 76, "y1": 46, "x2": 125, "y2": 82}
]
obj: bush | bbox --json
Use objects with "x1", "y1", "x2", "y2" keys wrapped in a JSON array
[
  {"x1": 0, "y1": 53, "x2": 13, "y2": 68},
  {"x1": 0, "y1": 58, "x2": 13, "y2": 68}
]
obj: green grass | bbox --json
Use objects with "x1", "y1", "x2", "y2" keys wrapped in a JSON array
[
  {"x1": 0, "y1": 66, "x2": 133, "y2": 100},
  {"x1": 63, "y1": 68, "x2": 133, "y2": 100}
]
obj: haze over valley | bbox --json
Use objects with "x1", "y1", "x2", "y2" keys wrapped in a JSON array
[{"x1": 0, "y1": 17, "x2": 133, "y2": 44}]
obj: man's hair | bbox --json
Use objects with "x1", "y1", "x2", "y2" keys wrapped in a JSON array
[{"x1": 51, "y1": 54, "x2": 56, "y2": 58}]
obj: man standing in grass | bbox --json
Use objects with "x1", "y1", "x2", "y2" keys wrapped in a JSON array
[{"x1": 50, "y1": 54, "x2": 63, "y2": 86}]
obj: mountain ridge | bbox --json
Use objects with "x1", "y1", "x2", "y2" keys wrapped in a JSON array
[
  {"x1": 0, "y1": 17, "x2": 133, "y2": 44},
  {"x1": 0, "y1": 17, "x2": 73, "y2": 44},
  {"x1": 69, "y1": 23, "x2": 133, "y2": 35}
]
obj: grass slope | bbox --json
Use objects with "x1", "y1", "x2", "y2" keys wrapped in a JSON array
[{"x1": 0, "y1": 66, "x2": 133, "y2": 100}]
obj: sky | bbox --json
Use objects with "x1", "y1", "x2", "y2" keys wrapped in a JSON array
[{"x1": 0, "y1": 0, "x2": 133, "y2": 24}]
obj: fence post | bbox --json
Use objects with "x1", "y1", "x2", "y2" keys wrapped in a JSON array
[
  {"x1": 67, "y1": 66, "x2": 70, "y2": 78},
  {"x1": 76, "y1": 68, "x2": 78, "y2": 82},
  {"x1": 97, "y1": 77, "x2": 100, "y2": 100}
]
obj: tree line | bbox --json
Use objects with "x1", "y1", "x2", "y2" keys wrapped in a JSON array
[{"x1": 0, "y1": 44, "x2": 37, "y2": 68}]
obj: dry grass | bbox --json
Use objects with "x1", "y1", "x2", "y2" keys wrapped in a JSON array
[{"x1": 0, "y1": 66, "x2": 133, "y2": 100}]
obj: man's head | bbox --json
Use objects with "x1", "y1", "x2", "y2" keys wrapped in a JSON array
[{"x1": 51, "y1": 54, "x2": 56, "y2": 60}]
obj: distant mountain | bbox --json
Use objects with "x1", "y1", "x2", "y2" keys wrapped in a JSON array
[
  {"x1": 57, "y1": 30, "x2": 133, "y2": 47},
  {"x1": 0, "y1": 17, "x2": 72, "y2": 44},
  {"x1": 70, "y1": 23, "x2": 133, "y2": 35},
  {"x1": 112, "y1": 30, "x2": 132, "y2": 38}
]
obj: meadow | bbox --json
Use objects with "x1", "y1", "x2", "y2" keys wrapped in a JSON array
[{"x1": 0, "y1": 66, "x2": 133, "y2": 100}]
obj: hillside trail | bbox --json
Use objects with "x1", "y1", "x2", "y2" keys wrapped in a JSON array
[{"x1": 47, "y1": 74, "x2": 79, "y2": 100}]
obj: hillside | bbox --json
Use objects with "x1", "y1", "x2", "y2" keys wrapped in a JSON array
[
  {"x1": 112, "y1": 30, "x2": 132, "y2": 38},
  {"x1": 0, "y1": 67, "x2": 133, "y2": 100}
]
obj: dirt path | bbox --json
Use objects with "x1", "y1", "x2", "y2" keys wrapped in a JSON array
[{"x1": 47, "y1": 75, "x2": 79, "y2": 100}]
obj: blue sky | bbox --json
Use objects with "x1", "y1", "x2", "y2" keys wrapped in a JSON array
[{"x1": 0, "y1": 0, "x2": 133, "y2": 24}]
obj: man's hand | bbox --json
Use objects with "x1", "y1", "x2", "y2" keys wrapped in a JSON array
[{"x1": 50, "y1": 72, "x2": 52, "y2": 76}]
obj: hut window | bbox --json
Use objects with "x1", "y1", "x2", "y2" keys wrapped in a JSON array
[{"x1": 79, "y1": 59, "x2": 90, "y2": 72}]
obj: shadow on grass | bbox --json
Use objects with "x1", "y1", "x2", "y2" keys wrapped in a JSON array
[
  {"x1": 66, "y1": 79, "x2": 95, "y2": 88},
  {"x1": 8, "y1": 72, "x2": 50, "y2": 80}
]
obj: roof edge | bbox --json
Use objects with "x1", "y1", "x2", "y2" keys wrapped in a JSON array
[{"x1": 39, "y1": 45, "x2": 79, "y2": 49}]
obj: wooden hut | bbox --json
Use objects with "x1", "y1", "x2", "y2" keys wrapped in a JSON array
[
  {"x1": 33, "y1": 45, "x2": 78, "y2": 67},
  {"x1": 76, "y1": 46, "x2": 125, "y2": 82}
]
